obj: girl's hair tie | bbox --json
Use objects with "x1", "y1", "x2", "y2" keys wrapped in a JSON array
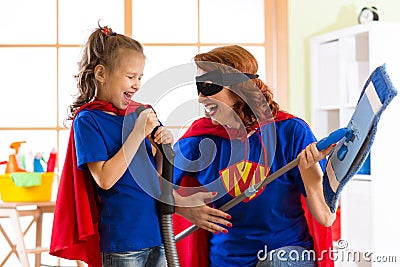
[
  {"x1": 98, "y1": 20, "x2": 117, "y2": 36},
  {"x1": 102, "y1": 26, "x2": 111, "y2": 35},
  {"x1": 101, "y1": 26, "x2": 116, "y2": 36}
]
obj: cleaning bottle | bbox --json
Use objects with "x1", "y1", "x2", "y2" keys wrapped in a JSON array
[
  {"x1": 24, "y1": 147, "x2": 34, "y2": 172},
  {"x1": 5, "y1": 141, "x2": 27, "y2": 173},
  {"x1": 19, "y1": 142, "x2": 34, "y2": 172},
  {"x1": 46, "y1": 148, "x2": 57, "y2": 172},
  {"x1": 33, "y1": 152, "x2": 45, "y2": 173}
]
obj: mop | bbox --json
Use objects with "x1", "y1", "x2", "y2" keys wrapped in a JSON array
[
  {"x1": 175, "y1": 63, "x2": 397, "y2": 241},
  {"x1": 322, "y1": 64, "x2": 397, "y2": 213}
]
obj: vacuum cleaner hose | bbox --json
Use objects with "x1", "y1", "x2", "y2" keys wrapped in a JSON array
[
  {"x1": 135, "y1": 105, "x2": 180, "y2": 267},
  {"x1": 155, "y1": 142, "x2": 180, "y2": 267},
  {"x1": 161, "y1": 214, "x2": 180, "y2": 266}
]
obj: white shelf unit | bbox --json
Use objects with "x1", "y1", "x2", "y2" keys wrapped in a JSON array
[{"x1": 310, "y1": 22, "x2": 400, "y2": 266}]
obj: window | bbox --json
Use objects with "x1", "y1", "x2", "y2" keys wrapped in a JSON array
[
  {"x1": 0, "y1": 0, "x2": 287, "y2": 181},
  {"x1": 0, "y1": 1, "x2": 286, "y2": 265},
  {"x1": 1, "y1": 0, "x2": 287, "y2": 174},
  {"x1": 131, "y1": 0, "x2": 285, "y2": 140}
]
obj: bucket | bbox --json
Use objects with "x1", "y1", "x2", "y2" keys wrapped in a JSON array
[{"x1": 0, "y1": 172, "x2": 54, "y2": 202}]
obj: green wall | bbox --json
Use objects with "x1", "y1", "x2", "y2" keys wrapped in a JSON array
[{"x1": 287, "y1": 0, "x2": 400, "y2": 121}]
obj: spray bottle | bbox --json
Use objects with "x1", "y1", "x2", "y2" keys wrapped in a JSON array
[
  {"x1": 33, "y1": 152, "x2": 45, "y2": 173},
  {"x1": 5, "y1": 141, "x2": 27, "y2": 173},
  {"x1": 46, "y1": 148, "x2": 57, "y2": 172}
]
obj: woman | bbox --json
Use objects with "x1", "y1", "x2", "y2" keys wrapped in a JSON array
[{"x1": 173, "y1": 45, "x2": 335, "y2": 267}]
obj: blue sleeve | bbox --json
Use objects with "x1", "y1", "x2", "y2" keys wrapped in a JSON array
[
  {"x1": 172, "y1": 137, "x2": 200, "y2": 185},
  {"x1": 73, "y1": 112, "x2": 109, "y2": 169},
  {"x1": 286, "y1": 119, "x2": 325, "y2": 197}
]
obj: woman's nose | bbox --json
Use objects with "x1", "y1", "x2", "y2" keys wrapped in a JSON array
[{"x1": 198, "y1": 93, "x2": 206, "y2": 103}]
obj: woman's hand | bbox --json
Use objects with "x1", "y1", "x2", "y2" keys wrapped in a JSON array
[
  {"x1": 298, "y1": 142, "x2": 335, "y2": 170},
  {"x1": 174, "y1": 191, "x2": 232, "y2": 234}
]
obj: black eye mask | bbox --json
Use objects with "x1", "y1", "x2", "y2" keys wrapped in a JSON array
[{"x1": 195, "y1": 70, "x2": 259, "y2": 96}]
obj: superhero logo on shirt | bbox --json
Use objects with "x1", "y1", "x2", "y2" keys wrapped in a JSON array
[{"x1": 220, "y1": 160, "x2": 270, "y2": 202}]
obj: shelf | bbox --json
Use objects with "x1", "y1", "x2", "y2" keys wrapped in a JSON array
[{"x1": 310, "y1": 22, "x2": 400, "y2": 265}]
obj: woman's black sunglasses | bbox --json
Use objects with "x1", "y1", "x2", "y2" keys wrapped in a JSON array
[{"x1": 196, "y1": 70, "x2": 258, "y2": 96}]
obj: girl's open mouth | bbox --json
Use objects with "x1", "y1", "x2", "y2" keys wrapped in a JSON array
[{"x1": 123, "y1": 91, "x2": 135, "y2": 103}]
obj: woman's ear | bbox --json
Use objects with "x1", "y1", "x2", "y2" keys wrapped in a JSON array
[{"x1": 94, "y1": 64, "x2": 106, "y2": 83}]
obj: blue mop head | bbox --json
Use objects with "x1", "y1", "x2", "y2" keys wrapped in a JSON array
[{"x1": 323, "y1": 64, "x2": 398, "y2": 213}]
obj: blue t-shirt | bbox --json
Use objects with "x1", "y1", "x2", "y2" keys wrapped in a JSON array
[
  {"x1": 74, "y1": 109, "x2": 162, "y2": 252},
  {"x1": 173, "y1": 117, "x2": 326, "y2": 267}
]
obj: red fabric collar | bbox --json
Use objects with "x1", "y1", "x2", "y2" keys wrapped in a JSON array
[
  {"x1": 76, "y1": 99, "x2": 145, "y2": 116},
  {"x1": 50, "y1": 100, "x2": 145, "y2": 267},
  {"x1": 180, "y1": 111, "x2": 295, "y2": 140}
]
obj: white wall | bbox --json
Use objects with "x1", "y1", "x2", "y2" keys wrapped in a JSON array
[{"x1": 288, "y1": 0, "x2": 400, "y2": 121}]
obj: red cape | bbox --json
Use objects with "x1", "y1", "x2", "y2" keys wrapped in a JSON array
[
  {"x1": 173, "y1": 112, "x2": 334, "y2": 267},
  {"x1": 50, "y1": 100, "x2": 144, "y2": 267}
]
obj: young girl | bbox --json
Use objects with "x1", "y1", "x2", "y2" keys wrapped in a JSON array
[
  {"x1": 50, "y1": 23, "x2": 228, "y2": 267},
  {"x1": 49, "y1": 23, "x2": 169, "y2": 267},
  {"x1": 173, "y1": 45, "x2": 336, "y2": 267}
]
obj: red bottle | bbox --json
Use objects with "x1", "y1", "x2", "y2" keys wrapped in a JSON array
[{"x1": 46, "y1": 148, "x2": 57, "y2": 172}]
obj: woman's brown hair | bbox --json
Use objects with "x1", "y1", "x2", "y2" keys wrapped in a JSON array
[{"x1": 194, "y1": 45, "x2": 280, "y2": 129}]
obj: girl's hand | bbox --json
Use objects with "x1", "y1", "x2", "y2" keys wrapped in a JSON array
[
  {"x1": 135, "y1": 108, "x2": 160, "y2": 138},
  {"x1": 152, "y1": 126, "x2": 174, "y2": 145},
  {"x1": 174, "y1": 191, "x2": 232, "y2": 234}
]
